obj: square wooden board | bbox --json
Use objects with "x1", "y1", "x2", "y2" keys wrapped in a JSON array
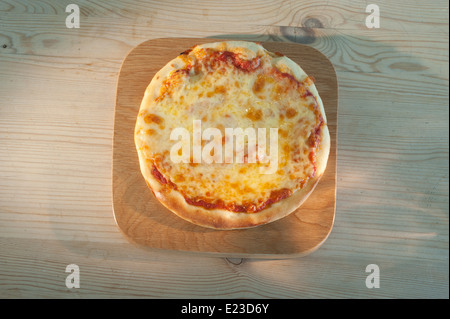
[{"x1": 113, "y1": 38, "x2": 338, "y2": 258}]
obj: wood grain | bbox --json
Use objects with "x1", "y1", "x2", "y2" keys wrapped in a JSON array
[
  {"x1": 112, "y1": 38, "x2": 337, "y2": 257},
  {"x1": 0, "y1": 0, "x2": 448, "y2": 298}
]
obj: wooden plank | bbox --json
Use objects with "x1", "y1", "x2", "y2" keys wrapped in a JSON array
[
  {"x1": 112, "y1": 38, "x2": 337, "y2": 257},
  {"x1": 0, "y1": 237, "x2": 447, "y2": 298}
]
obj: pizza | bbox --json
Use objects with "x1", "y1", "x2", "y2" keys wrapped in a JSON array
[{"x1": 134, "y1": 41, "x2": 330, "y2": 229}]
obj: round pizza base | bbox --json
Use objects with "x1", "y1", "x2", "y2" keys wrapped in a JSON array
[{"x1": 135, "y1": 41, "x2": 331, "y2": 230}]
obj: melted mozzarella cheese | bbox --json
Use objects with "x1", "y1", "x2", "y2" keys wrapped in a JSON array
[{"x1": 136, "y1": 44, "x2": 321, "y2": 208}]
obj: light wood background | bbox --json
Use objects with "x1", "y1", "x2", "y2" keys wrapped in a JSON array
[{"x1": 0, "y1": 0, "x2": 448, "y2": 298}]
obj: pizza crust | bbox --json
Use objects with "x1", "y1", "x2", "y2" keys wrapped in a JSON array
[{"x1": 135, "y1": 41, "x2": 330, "y2": 230}]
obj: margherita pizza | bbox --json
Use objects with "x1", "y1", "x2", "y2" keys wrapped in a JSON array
[{"x1": 134, "y1": 41, "x2": 330, "y2": 229}]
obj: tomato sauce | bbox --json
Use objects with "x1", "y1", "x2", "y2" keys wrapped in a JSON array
[
  {"x1": 214, "y1": 51, "x2": 261, "y2": 72},
  {"x1": 183, "y1": 188, "x2": 292, "y2": 213}
]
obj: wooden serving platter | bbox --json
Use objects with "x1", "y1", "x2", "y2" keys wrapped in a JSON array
[{"x1": 112, "y1": 38, "x2": 337, "y2": 258}]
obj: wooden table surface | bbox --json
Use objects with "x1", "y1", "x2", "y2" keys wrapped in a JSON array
[{"x1": 0, "y1": 0, "x2": 448, "y2": 299}]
